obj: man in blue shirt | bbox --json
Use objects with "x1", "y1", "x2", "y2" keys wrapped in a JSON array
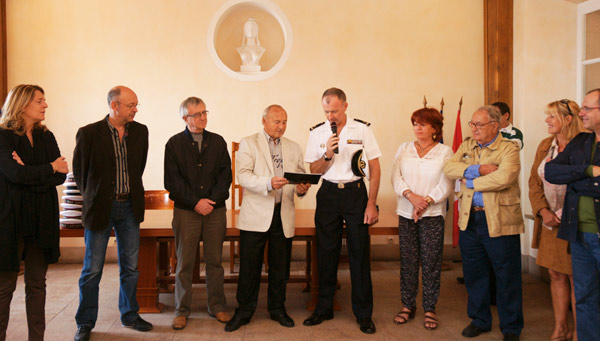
[{"x1": 444, "y1": 106, "x2": 524, "y2": 341}]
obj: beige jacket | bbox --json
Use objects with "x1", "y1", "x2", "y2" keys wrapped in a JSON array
[
  {"x1": 443, "y1": 135, "x2": 524, "y2": 237},
  {"x1": 236, "y1": 132, "x2": 306, "y2": 238},
  {"x1": 528, "y1": 136, "x2": 553, "y2": 248}
]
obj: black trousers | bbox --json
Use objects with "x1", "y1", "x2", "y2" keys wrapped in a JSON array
[
  {"x1": 314, "y1": 180, "x2": 373, "y2": 319},
  {"x1": 0, "y1": 239, "x2": 48, "y2": 341},
  {"x1": 235, "y1": 204, "x2": 292, "y2": 318}
]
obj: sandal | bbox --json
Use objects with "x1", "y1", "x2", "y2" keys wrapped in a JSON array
[
  {"x1": 423, "y1": 311, "x2": 438, "y2": 330},
  {"x1": 393, "y1": 307, "x2": 416, "y2": 324}
]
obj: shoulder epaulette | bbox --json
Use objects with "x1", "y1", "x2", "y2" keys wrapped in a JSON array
[
  {"x1": 310, "y1": 122, "x2": 325, "y2": 131},
  {"x1": 354, "y1": 118, "x2": 371, "y2": 126}
]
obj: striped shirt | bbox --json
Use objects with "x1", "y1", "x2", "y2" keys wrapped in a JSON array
[
  {"x1": 265, "y1": 131, "x2": 283, "y2": 204},
  {"x1": 106, "y1": 115, "x2": 130, "y2": 195}
]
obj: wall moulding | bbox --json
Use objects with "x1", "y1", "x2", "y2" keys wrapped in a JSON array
[{"x1": 207, "y1": 0, "x2": 293, "y2": 82}]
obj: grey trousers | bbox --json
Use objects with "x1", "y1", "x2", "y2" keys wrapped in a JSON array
[
  {"x1": 172, "y1": 206, "x2": 227, "y2": 317},
  {"x1": 0, "y1": 239, "x2": 48, "y2": 341}
]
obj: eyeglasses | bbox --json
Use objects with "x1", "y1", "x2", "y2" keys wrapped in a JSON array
[
  {"x1": 117, "y1": 101, "x2": 140, "y2": 109},
  {"x1": 185, "y1": 111, "x2": 209, "y2": 119},
  {"x1": 581, "y1": 106, "x2": 600, "y2": 113},
  {"x1": 559, "y1": 99, "x2": 573, "y2": 116},
  {"x1": 468, "y1": 121, "x2": 493, "y2": 129}
]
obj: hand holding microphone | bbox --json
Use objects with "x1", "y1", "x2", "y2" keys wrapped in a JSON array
[{"x1": 330, "y1": 121, "x2": 339, "y2": 154}]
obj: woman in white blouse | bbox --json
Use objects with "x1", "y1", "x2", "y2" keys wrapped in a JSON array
[{"x1": 391, "y1": 108, "x2": 453, "y2": 330}]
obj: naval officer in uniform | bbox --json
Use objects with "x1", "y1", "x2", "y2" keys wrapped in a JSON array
[{"x1": 302, "y1": 87, "x2": 381, "y2": 334}]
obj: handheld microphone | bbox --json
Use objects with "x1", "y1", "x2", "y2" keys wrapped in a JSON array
[{"x1": 330, "y1": 121, "x2": 339, "y2": 154}]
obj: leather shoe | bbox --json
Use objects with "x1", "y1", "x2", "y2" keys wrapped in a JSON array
[
  {"x1": 209, "y1": 311, "x2": 231, "y2": 323},
  {"x1": 461, "y1": 323, "x2": 490, "y2": 338},
  {"x1": 270, "y1": 311, "x2": 294, "y2": 327},
  {"x1": 171, "y1": 316, "x2": 187, "y2": 330},
  {"x1": 303, "y1": 312, "x2": 333, "y2": 326},
  {"x1": 503, "y1": 333, "x2": 520, "y2": 341},
  {"x1": 357, "y1": 317, "x2": 376, "y2": 334},
  {"x1": 74, "y1": 325, "x2": 92, "y2": 341},
  {"x1": 122, "y1": 316, "x2": 153, "y2": 332},
  {"x1": 224, "y1": 313, "x2": 250, "y2": 332}
]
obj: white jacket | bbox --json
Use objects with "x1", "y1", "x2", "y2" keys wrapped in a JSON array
[{"x1": 236, "y1": 131, "x2": 306, "y2": 238}]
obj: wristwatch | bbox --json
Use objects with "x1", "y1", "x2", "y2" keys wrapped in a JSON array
[
  {"x1": 324, "y1": 154, "x2": 333, "y2": 161},
  {"x1": 425, "y1": 196, "x2": 434, "y2": 205}
]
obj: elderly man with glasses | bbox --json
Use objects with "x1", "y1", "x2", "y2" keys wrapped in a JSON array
[
  {"x1": 444, "y1": 105, "x2": 524, "y2": 341},
  {"x1": 164, "y1": 97, "x2": 232, "y2": 330},
  {"x1": 545, "y1": 88, "x2": 600, "y2": 340}
]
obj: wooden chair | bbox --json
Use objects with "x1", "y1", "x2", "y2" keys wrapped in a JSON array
[{"x1": 144, "y1": 190, "x2": 174, "y2": 210}]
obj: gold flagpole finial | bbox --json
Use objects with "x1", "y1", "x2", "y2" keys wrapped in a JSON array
[
  {"x1": 440, "y1": 97, "x2": 445, "y2": 111},
  {"x1": 459, "y1": 96, "x2": 463, "y2": 111},
  {"x1": 423, "y1": 95, "x2": 427, "y2": 108}
]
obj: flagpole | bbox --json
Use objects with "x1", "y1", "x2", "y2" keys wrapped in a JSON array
[{"x1": 452, "y1": 96, "x2": 464, "y2": 248}]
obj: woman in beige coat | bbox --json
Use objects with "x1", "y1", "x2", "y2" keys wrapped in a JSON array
[{"x1": 528, "y1": 99, "x2": 584, "y2": 341}]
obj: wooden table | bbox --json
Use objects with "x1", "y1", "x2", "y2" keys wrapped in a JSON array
[{"x1": 60, "y1": 209, "x2": 399, "y2": 313}]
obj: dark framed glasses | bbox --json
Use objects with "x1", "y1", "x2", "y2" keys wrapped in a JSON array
[{"x1": 559, "y1": 99, "x2": 573, "y2": 116}]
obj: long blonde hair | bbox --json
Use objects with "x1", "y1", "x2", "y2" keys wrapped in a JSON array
[
  {"x1": 545, "y1": 99, "x2": 585, "y2": 142},
  {"x1": 0, "y1": 84, "x2": 47, "y2": 135}
]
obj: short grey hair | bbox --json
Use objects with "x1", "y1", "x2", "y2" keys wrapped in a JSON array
[
  {"x1": 262, "y1": 104, "x2": 284, "y2": 118},
  {"x1": 476, "y1": 105, "x2": 502, "y2": 124},
  {"x1": 322, "y1": 87, "x2": 346, "y2": 102},
  {"x1": 179, "y1": 97, "x2": 205, "y2": 118},
  {"x1": 107, "y1": 86, "x2": 121, "y2": 106}
]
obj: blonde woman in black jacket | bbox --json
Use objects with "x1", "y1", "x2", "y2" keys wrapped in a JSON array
[{"x1": 0, "y1": 84, "x2": 68, "y2": 341}]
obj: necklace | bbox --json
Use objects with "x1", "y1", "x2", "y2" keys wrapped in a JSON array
[{"x1": 415, "y1": 140, "x2": 436, "y2": 152}]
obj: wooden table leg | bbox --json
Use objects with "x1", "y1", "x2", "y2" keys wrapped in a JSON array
[
  {"x1": 303, "y1": 239, "x2": 311, "y2": 292},
  {"x1": 307, "y1": 236, "x2": 319, "y2": 311},
  {"x1": 137, "y1": 236, "x2": 163, "y2": 313}
]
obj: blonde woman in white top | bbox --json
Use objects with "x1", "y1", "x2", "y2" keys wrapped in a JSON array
[{"x1": 391, "y1": 108, "x2": 453, "y2": 330}]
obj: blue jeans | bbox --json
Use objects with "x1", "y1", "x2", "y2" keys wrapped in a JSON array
[
  {"x1": 75, "y1": 200, "x2": 140, "y2": 328},
  {"x1": 459, "y1": 211, "x2": 523, "y2": 335},
  {"x1": 571, "y1": 232, "x2": 600, "y2": 340}
]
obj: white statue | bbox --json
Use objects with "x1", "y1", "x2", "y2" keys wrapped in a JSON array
[{"x1": 237, "y1": 18, "x2": 266, "y2": 72}]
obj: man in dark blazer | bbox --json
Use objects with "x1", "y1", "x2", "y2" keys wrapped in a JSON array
[{"x1": 73, "y1": 86, "x2": 151, "y2": 341}]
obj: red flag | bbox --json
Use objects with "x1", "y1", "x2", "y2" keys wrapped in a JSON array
[
  {"x1": 452, "y1": 107, "x2": 462, "y2": 153},
  {"x1": 452, "y1": 98, "x2": 463, "y2": 247}
]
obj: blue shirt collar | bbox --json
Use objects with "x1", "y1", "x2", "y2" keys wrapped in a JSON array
[{"x1": 478, "y1": 132, "x2": 499, "y2": 148}]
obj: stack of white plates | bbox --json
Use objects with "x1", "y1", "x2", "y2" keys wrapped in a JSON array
[{"x1": 60, "y1": 173, "x2": 83, "y2": 229}]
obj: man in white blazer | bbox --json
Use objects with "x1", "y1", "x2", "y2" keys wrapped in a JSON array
[{"x1": 225, "y1": 105, "x2": 311, "y2": 332}]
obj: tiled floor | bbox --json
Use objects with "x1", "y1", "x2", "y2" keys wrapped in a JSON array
[{"x1": 5, "y1": 261, "x2": 562, "y2": 340}]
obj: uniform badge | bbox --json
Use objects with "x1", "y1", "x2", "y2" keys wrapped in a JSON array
[{"x1": 347, "y1": 139, "x2": 363, "y2": 144}]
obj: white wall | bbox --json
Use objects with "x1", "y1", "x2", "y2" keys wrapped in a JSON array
[
  {"x1": 514, "y1": 0, "x2": 578, "y2": 256},
  {"x1": 7, "y1": 0, "x2": 583, "y2": 254},
  {"x1": 7, "y1": 0, "x2": 485, "y2": 246}
]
